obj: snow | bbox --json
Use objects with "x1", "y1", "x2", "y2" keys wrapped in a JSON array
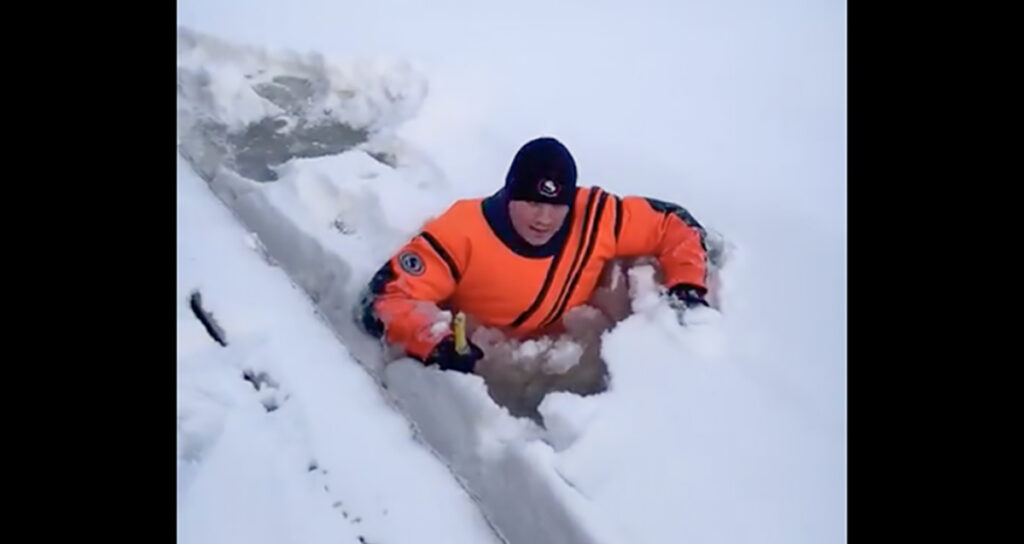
[
  {"x1": 177, "y1": 154, "x2": 501, "y2": 544},
  {"x1": 177, "y1": 26, "x2": 427, "y2": 133},
  {"x1": 177, "y1": 1, "x2": 845, "y2": 543}
]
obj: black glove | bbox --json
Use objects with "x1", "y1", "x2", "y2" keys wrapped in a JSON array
[
  {"x1": 424, "y1": 335, "x2": 484, "y2": 374},
  {"x1": 668, "y1": 284, "x2": 709, "y2": 309}
]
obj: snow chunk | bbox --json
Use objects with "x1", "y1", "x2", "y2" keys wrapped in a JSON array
[{"x1": 538, "y1": 392, "x2": 601, "y2": 452}]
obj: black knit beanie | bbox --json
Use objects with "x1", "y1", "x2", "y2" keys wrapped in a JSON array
[{"x1": 504, "y1": 137, "x2": 577, "y2": 205}]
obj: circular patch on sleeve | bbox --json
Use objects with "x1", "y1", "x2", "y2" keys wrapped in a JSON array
[{"x1": 398, "y1": 250, "x2": 425, "y2": 276}]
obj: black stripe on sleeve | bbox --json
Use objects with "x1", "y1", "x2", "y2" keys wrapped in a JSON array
[
  {"x1": 614, "y1": 195, "x2": 623, "y2": 241},
  {"x1": 420, "y1": 231, "x2": 462, "y2": 283}
]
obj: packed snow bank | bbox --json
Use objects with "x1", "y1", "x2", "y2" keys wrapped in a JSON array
[
  {"x1": 383, "y1": 359, "x2": 631, "y2": 544},
  {"x1": 547, "y1": 265, "x2": 789, "y2": 544},
  {"x1": 177, "y1": 153, "x2": 501, "y2": 544}
]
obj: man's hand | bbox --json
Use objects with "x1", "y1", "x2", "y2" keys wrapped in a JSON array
[
  {"x1": 667, "y1": 284, "x2": 713, "y2": 326},
  {"x1": 425, "y1": 335, "x2": 484, "y2": 374},
  {"x1": 668, "y1": 284, "x2": 709, "y2": 309}
]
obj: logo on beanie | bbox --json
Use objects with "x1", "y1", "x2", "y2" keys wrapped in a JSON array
[
  {"x1": 398, "y1": 250, "x2": 425, "y2": 276},
  {"x1": 537, "y1": 179, "x2": 561, "y2": 198}
]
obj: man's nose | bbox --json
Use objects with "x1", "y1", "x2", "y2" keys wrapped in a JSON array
[{"x1": 536, "y1": 206, "x2": 557, "y2": 223}]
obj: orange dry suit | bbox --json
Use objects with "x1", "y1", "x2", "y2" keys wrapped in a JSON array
[{"x1": 359, "y1": 186, "x2": 709, "y2": 362}]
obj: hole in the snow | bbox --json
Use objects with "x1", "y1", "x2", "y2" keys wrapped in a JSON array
[{"x1": 242, "y1": 369, "x2": 283, "y2": 413}]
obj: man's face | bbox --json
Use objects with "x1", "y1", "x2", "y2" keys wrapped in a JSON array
[{"x1": 508, "y1": 200, "x2": 570, "y2": 246}]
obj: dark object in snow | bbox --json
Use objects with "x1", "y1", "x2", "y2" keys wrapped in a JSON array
[
  {"x1": 242, "y1": 369, "x2": 283, "y2": 412},
  {"x1": 668, "y1": 284, "x2": 709, "y2": 309},
  {"x1": 667, "y1": 283, "x2": 710, "y2": 326},
  {"x1": 425, "y1": 335, "x2": 483, "y2": 374},
  {"x1": 189, "y1": 290, "x2": 228, "y2": 346},
  {"x1": 243, "y1": 369, "x2": 279, "y2": 390}
]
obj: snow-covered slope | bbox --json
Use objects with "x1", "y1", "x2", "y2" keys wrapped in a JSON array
[
  {"x1": 177, "y1": 1, "x2": 846, "y2": 541},
  {"x1": 177, "y1": 152, "x2": 502, "y2": 543}
]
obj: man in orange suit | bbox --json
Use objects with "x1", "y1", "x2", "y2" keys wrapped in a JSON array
[{"x1": 358, "y1": 137, "x2": 713, "y2": 374}]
